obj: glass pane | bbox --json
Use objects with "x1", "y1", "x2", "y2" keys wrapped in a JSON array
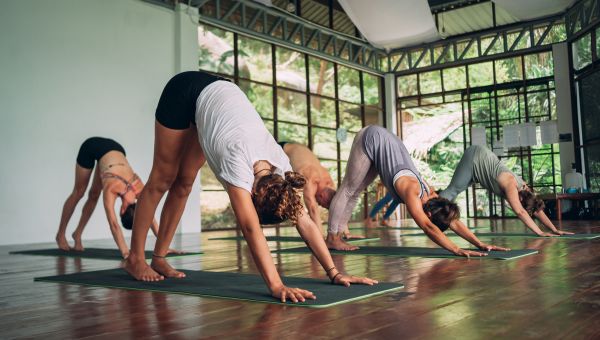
[
  {"x1": 419, "y1": 70, "x2": 442, "y2": 94},
  {"x1": 340, "y1": 131, "x2": 357, "y2": 160},
  {"x1": 275, "y1": 47, "x2": 306, "y2": 89},
  {"x1": 238, "y1": 35, "x2": 272, "y2": 83},
  {"x1": 573, "y1": 33, "x2": 592, "y2": 70},
  {"x1": 363, "y1": 73, "x2": 382, "y2": 107},
  {"x1": 339, "y1": 102, "x2": 362, "y2": 132},
  {"x1": 278, "y1": 122, "x2": 308, "y2": 145},
  {"x1": 580, "y1": 70, "x2": 600, "y2": 142},
  {"x1": 337, "y1": 65, "x2": 361, "y2": 103},
  {"x1": 200, "y1": 191, "x2": 236, "y2": 229},
  {"x1": 443, "y1": 66, "x2": 466, "y2": 91},
  {"x1": 264, "y1": 119, "x2": 274, "y2": 135},
  {"x1": 238, "y1": 80, "x2": 273, "y2": 120},
  {"x1": 397, "y1": 74, "x2": 418, "y2": 97},
  {"x1": 308, "y1": 57, "x2": 335, "y2": 98},
  {"x1": 277, "y1": 88, "x2": 307, "y2": 124},
  {"x1": 468, "y1": 61, "x2": 494, "y2": 87},
  {"x1": 311, "y1": 96, "x2": 336, "y2": 128},
  {"x1": 364, "y1": 105, "x2": 383, "y2": 126},
  {"x1": 200, "y1": 164, "x2": 223, "y2": 191},
  {"x1": 495, "y1": 56, "x2": 523, "y2": 83},
  {"x1": 312, "y1": 128, "x2": 337, "y2": 159},
  {"x1": 198, "y1": 25, "x2": 235, "y2": 75},
  {"x1": 585, "y1": 144, "x2": 600, "y2": 192},
  {"x1": 525, "y1": 52, "x2": 554, "y2": 79},
  {"x1": 320, "y1": 159, "x2": 339, "y2": 185}
]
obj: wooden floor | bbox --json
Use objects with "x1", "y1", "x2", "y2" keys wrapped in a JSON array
[{"x1": 2, "y1": 219, "x2": 600, "y2": 339}]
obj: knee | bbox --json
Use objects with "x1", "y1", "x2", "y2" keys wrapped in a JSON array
[
  {"x1": 71, "y1": 188, "x2": 86, "y2": 201},
  {"x1": 87, "y1": 189, "x2": 102, "y2": 203},
  {"x1": 170, "y1": 177, "x2": 195, "y2": 198},
  {"x1": 147, "y1": 173, "x2": 177, "y2": 194}
]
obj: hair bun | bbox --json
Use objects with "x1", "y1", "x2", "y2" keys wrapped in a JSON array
[{"x1": 284, "y1": 171, "x2": 306, "y2": 189}]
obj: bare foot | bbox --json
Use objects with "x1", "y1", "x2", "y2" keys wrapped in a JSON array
[
  {"x1": 380, "y1": 219, "x2": 393, "y2": 227},
  {"x1": 71, "y1": 232, "x2": 84, "y2": 251},
  {"x1": 151, "y1": 257, "x2": 186, "y2": 279},
  {"x1": 123, "y1": 255, "x2": 164, "y2": 281},
  {"x1": 364, "y1": 218, "x2": 377, "y2": 228},
  {"x1": 55, "y1": 234, "x2": 71, "y2": 251},
  {"x1": 343, "y1": 231, "x2": 365, "y2": 240},
  {"x1": 326, "y1": 233, "x2": 359, "y2": 251}
]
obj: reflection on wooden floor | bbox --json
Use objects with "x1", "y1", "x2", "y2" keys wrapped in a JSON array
[{"x1": 2, "y1": 219, "x2": 600, "y2": 338}]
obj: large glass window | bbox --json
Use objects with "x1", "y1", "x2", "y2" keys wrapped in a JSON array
[
  {"x1": 198, "y1": 24, "x2": 384, "y2": 229},
  {"x1": 397, "y1": 51, "x2": 561, "y2": 218}
]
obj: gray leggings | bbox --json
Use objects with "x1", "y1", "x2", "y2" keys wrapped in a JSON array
[
  {"x1": 328, "y1": 128, "x2": 378, "y2": 233},
  {"x1": 439, "y1": 146, "x2": 476, "y2": 201}
]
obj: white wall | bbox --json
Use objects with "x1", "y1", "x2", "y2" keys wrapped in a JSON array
[{"x1": 0, "y1": 0, "x2": 200, "y2": 245}]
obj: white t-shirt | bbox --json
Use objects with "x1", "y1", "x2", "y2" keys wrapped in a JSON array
[{"x1": 195, "y1": 80, "x2": 292, "y2": 193}]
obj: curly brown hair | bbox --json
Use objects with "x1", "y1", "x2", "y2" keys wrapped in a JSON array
[
  {"x1": 423, "y1": 197, "x2": 460, "y2": 232},
  {"x1": 518, "y1": 189, "x2": 545, "y2": 216},
  {"x1": 252, "y1": 171, "x2": 306, "y2": 225}
]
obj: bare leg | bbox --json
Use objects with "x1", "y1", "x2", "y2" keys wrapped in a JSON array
[
  {"x1": 72, "y1": 167, "x2": 102, "y2": 251},
  {"x1": 124, "y1": 122, "x2": 189, "y2": 282},
  {"x1": 151, "y1": 129, "x2": 205, "y2": 278},
  {"x1": 56, "y1": 164, "x2": 93, "y2": 250}
]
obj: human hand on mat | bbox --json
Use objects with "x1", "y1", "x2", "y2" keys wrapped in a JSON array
[
  {"x1": 537, "y1": 232, "x2": 558, "y2": 237},
  {"x1": 272, "y1": 285, "x2": 316, "y2": 303},
  {"x1": 553, "y1": 230, "x2": 574, "y2": 236},
  {"x1": 454, "y1": 249, "x2": 488, "y2": 258},
  {"x1": 478, "y1": 243, "x2": 510, "y2": 252},
  {"x1": 332, "y1": 273, "x2": 378, "y2": 287}
]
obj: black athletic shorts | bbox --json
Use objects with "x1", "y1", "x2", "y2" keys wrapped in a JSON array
[
  {"x1": 76, "y1": 137, "x2": 125, "y2": 169},
  {"x1": 155, "y1": 71, "x2": 225, "y2": 130},
  {"x1": 278, "y1": 141, "x2": 290, "y2": 149}
]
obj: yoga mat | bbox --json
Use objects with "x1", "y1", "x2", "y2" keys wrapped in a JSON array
[
  {"x1": 473, "y1": 232, "x2": 600, "y2": 240},
  {"x1": 209, "y1": 236, "x2": 380, "y2": 242},
  {"x1": 10, "y1": 248, "x2": 202, "y2": 260},
  {"x1": 34, "y1": 269, "x2": 403, "y2": 308},
  {"x1": 348, "y1": 226, "x2": 484, "y2": 231},
  {"x1": 274, "y1": 246, "x2": 538, "y2": 260}
]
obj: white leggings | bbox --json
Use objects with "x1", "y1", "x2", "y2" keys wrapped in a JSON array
[{"x1": 328, "y1": 128, "x2": 378, "y2": 233}]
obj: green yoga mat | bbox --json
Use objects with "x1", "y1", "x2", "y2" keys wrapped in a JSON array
[
  {"x1": 274, "y1": 246, "x2": 538, "y2": 260},
  {"x1": 10, "y1": 248, "x2": 203, "y2": 260},
  {"x1": 348, "y1": 226, "x2": 483, "y2": 231},
  {"x1": 34, "y1": 269, "x2": 403, "y2": 308},
  {"x1": 209, "y1": 236, "x2": 380, "y2": 243},
  {"x1": 473, "y1": 232, "x2": 600, "y2": 240},
  {"x1": 387, "y1": 232, "x2": 599, "y2": 240}
]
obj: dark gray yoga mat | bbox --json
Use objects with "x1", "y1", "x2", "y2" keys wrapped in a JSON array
[
  {"x1": 209, "y1": 236, "x2": 379, "y2": 242},
  {"x1": 473, "y1": 232, "x2": 600, "y2": 240},
  {"x1": 348, "y1": 226, "x2": 484, "y2": 231},
  {"x1": 34, "y1": 269, "x2": 403, "y2": 308},
  {"x1": 274, "y1": 246, "x2": 538, "y2": 260},
  {"x1": 10, "y1": 248, "x2": 202, "y2": 260}
]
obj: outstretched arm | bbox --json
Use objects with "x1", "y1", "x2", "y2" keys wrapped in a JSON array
[
  {"x1": 534, "y1": 210, "x2": 574, "y2": 235},
  {"x1": 295, "y1": 213, "x2": 377, "y2": 286},
  {"x1": 504, "y1": 187, "x2": 554, "y2": 236},
  {"x1": 303, "y1": 180, "x2": 322, "y2": 229},
  {"x1": 449, "y1": 219, "x2": 510, "y2": 251},
  {"x1": 102, "y1": 191, "x2": 130, "y2": 258},
  {"x1": 227, "y1": 185, "x2": 315, "y2": 303},
  {"x1": 404, "y1": 193, "x2": 487, "y2": 257}
]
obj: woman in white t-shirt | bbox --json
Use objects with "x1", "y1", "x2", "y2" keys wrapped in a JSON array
[{"x1": 124, "y1": 71, "x2": 377, "y2": 303}]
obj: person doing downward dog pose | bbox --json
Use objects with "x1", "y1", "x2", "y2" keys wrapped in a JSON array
[
  {"x1": 438, "y1": 145, "x2": 573, "y2": 237},
  {"x1": 279, "y1": 142, "x2": 362, "y2": 239},
  {"x1": 124, "y1": 71, "x2": 377, "y2": 303},
  {"x1": 365, "y1": 192, "x2": 400, "y2": 228},
  {"x1": 56, "y1": 137, "x2": 164, "y2": 258},
  {"x1": 327, "y1": 126, "x2": 506, "y2": 255}
]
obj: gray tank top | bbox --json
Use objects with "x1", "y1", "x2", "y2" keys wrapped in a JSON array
[
  {"x1": 362, "y1": 126, "x2": 429, "y2": 203},
  {"x1": 472, "y1": 145, "x2": 524, "y2": 197}
]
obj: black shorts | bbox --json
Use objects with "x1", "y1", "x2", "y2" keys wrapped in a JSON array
[
  {"x1": 155, "y1": 71, "x2": 225, "y2": 130},
  {"x1": 278, "y1": 141, "x2": 290, "y2": 149},
  {"x1": 76, "y1": 137, "x2": 125, "y2": 169}
]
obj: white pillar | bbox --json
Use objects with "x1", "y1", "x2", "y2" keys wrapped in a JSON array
[
  {"x1": 175, "y1": 3, "x2": 201, "y2": 234},
  {"x1": 384, "y1": 73, "x2": 398, "y2": 135},
  {"x1": 552, "y1": 42, "x2": 576, "y2": 180}
]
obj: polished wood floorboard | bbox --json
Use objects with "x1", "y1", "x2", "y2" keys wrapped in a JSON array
[{"x1": 1, "y1": 219, "x2": 599, "y2": 339}]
